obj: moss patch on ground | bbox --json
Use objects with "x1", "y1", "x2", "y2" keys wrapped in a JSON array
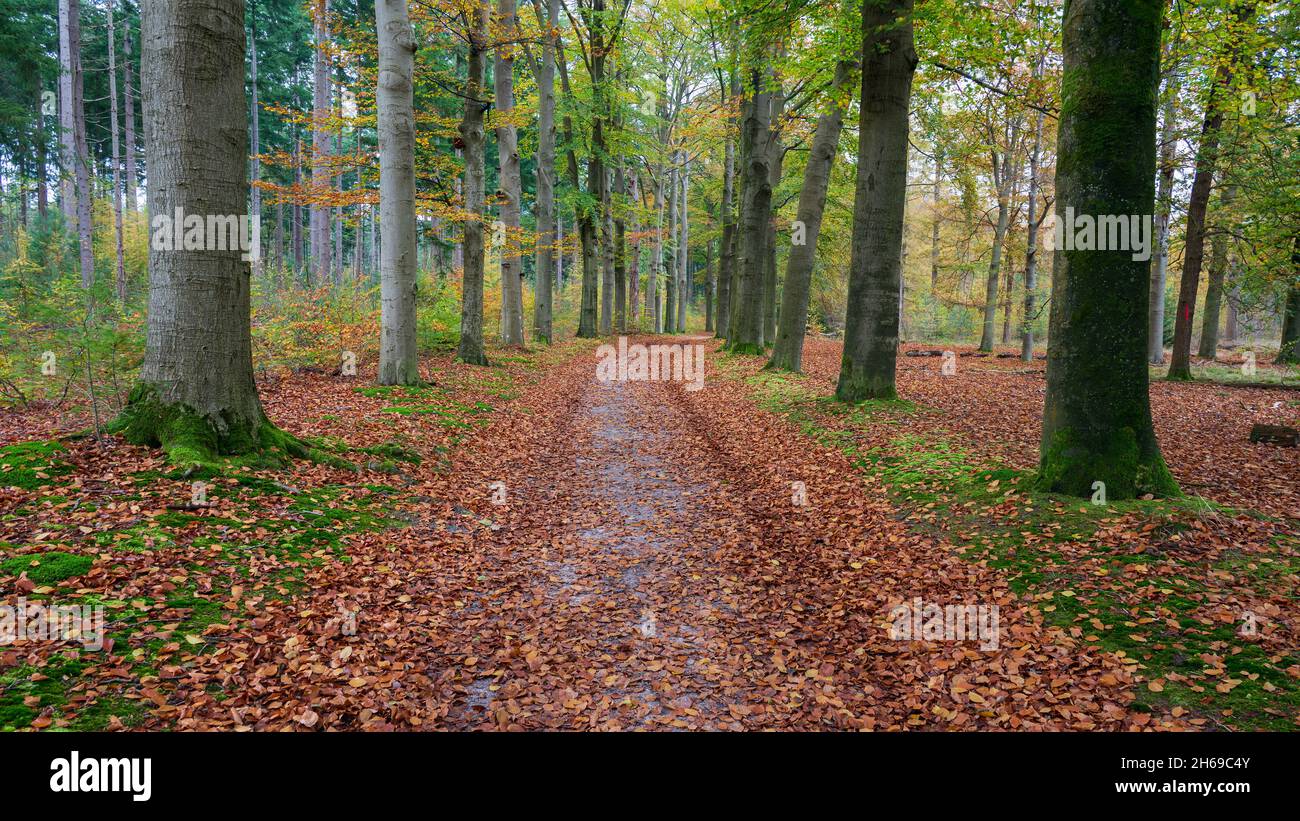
[{"x1": 0, "y1": 441, "x2": 72, "y2": 490}]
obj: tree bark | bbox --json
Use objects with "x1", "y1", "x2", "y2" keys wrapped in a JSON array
[
  {"x1": 108, "y1": 5, "x2": 128, "y2": 302},
  {"x1": 376, "y1": 0, "x2": 420, "y2": 383},
  {"x1": 495, "y1": 0, "x2": 525, "y2": 345},
  {"x1": 730, "y1": 57, "x2": 775, "y2": 354},
  {"x1": 1198, "y1": 184, "x2": 1236, "y2": 359},
  {"x1": 834, "y1": 0, "x2": 916, "y2": 401},
  {"x1": 614, "y1": 165, "x2": 628, "y2": 331},
  {"x1": 531, "y1": 0, "x2": 558, "y2": 343},
  {"x1": 1021, "y1": 101, "x2": 1045, "y2": 362},
  {"x1": 310, "y1": 0, "x2": 332, "y2": 286},
  {"x1": 113, "y1": 0, "x2": 300, "y2": 466},
  {"x1": 769, "y1": 57, "x2": 852, "y2": 372},
  {"x1": 1149, "y1": 84, "x2": 1177, "y2": 363},
  {"x1": 456, "y1": 0, "x2": 491, "y2": 365},
  {"x1": 1276, "y1": 238, "x2": 1300, "y2": 364},
  {"x1": 1039, "y1": 0, "x2": 1178, "y2": 499},
  {"x1": 121, "y1": 0, "x2": 139, "y2": 209},
  {"x1": 1168, "y1": 1, "x2": 1254, "y2": 380}
]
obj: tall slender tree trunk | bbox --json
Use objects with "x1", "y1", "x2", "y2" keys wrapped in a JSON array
[
  {"x1": 628, "y1": 174, "x2": 641, "y2": 323},
  {"x1": 1278, "y1": 246, "x2": 1300, "y2": 364},
  {"x1": 108, "y1": 5, "x2": 127, "y2": 302},
  {"x1": 531, "y1": 0, "x2": 558, "y2": 343},
  {"x1": 1198, "y1": 184, "x2": 1236, "y2": 359},
  {"x1": 600, "y1": 166, "x2": 615, "y2": 334},
  {"x1": 59, "y1": 0, "x2": 93, "y2": 290},
  {"x1": 249, "y1": 9, "x2": 263, "y2": 280},
  {"x1": 121, "y1": 0, "x2": 139, "y2": 209},
  {"x1": 495, "y1": 0, "x2": 525, "y2": 345},
  {"x1": 556, "y1": 35, "x2": 599, "y2": 338},
  {"x1": 979, "y1": 135, "x2": 1019, "y2": 351},
  {"x1": 614, "y1": 165, "x2": 628, "y2": 331},
  {"x1": 835, "y1": 0, "x2": 916, "y2": 402},
  {"x1": 930, "y1": 154, "x2": 941, "y2": 292},
  {"x1": 769, "y1": 56, "x2": 852, "y2": 372},
  {"x1": 715, "y1": 127, "x2": 735, "y2": 338},
  {"x1": 1039, "y1": 0, "x2": 1177, "y2": 499},
  {"x1": 677, "y1": 159, "x2": 690, "y2": 332},
  {"x1": 730, "y1": 59, "x2": 775, "y2": 354},
  {"x1": 457, "y1": 0, "x2": 491, "y2": 364},
  {"x1": 1168, "y1": 1, "x2": 1254, "y2": 380},
  {"x1": 113, "y1": 0, "x2": 301, "y2": 465},
  {"x1": 1021, "y1": 102, "x2": 1045, "y2": 362},
  {"x1": 1149, "y1": 84, "x2": 1177, "y2": 363},
  {"x1": 761, "y1": 88, "x2": 785, "y2": 343},
  {"x1": 376, "y1": 0, "x2": 420, "y2": 383},
  {"x1": 310, "y1": 0, "x2": 332, "y2": 286},
  {"x1": 664, "y1": 162, "x2": 677, "y2": 332}
]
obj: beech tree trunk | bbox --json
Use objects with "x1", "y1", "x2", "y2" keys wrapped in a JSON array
[
  {"x1": 769, "y1": 57, "x2": 852, "y2": 372},
  {"x1": 113, "y1": 0, "x2": 299, "y2": 466},
  {"x1": 376, "y1": 0, "x2": 420, "y2": 384},
  {"x1": 1277, "y1": 238, "x2": 1300, "y2": 364},
  {"x1": 1149, "y1": 86, "x2": 1177, "y2": 363},
  {"x1": 108, "y1": 5, "x2": 127, "y2": 302},
  {"x1": 456, "y1": 0, "x2": 490, "y2": 365},
  {"x1": 614, "y1": 165, "x2": 628, "y2": 331},
  {"x1": 495, "y1": 0, "x2": 525, "y2": 345},
  {"x1": 1021, "y1": 103, "x2": 1045, "y2": 362},
  {"x1": 1168, "y1": 2, "x2": 1254, "y2": 380},
  {"x1": 531, "y1": 0, "x2": 558, "y2": 343},
  {"x1": 715, "y1": 126, "x2": 735, "y2": 338},
  {"x1": 1198, "y1": 184, "x2": 1236, "y2": 359},
  {"x1": 310, "y1": 0, "x2": 332, "y2": 285},
  {"x1": 121, "y1": 0, "x2": 139, "y2": 208},
  {"x1": 730, "y1": 58, "x2": 775, "y2": 355},
  {"x1": 835, "y1": 0, "x2": 916, "y2": 402},
  {"x1": 1038, "y1": 0, "x2": 1178, "y2": 499}
]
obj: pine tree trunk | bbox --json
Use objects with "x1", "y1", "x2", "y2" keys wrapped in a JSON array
[
  {"x1": 376, "y1": 0, "x2": 420, "y2": 383},
  {"x1": 835, "y1": 0, "x2": 916, "y2": 402},
  {"x1": 495, "y1": 0, "x2": 525, "y2": 345},
  {"x1": 59, "y1": 0, "x2": 94, "y2": 290},
  {"x1": 769, "y1": 57, "x2": 852, "y2": 372},
  {"x1": 113, "y1": 0, "x2": 300, "y2": 466},
  {"x1": 1039, "y1": 0, "x2": 1178, "y2": 499},
  {"x1": 456, "y1": 0, "x2": 490, "y2": 365}
]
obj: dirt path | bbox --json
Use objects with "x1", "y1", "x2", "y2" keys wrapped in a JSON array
[{"x1": 419, "y1": 337, "x2": 1144, "y2": 730}]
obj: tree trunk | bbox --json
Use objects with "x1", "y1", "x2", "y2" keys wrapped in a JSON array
[
  {"x1": 121, "y1": 0, "x2": 139, "y2": 209},
  {"x1": 761, "y1": 89, "x2": 785, "y2": 344},
  {"x1": 600, "y1": 166, "x2": 615, "y2": 334},
  {"x1": 108, "y1": 5, "x2": 127, "y2": 302},
  {"x1": 730, "y1": 59, "x2": 775, "y2": 355},
  {"x1": 665, "y1": 162, "x2": 677, "y2": 332},
  {"x1": 59, "y1": 0, "x2": 94, "y2": 290},
  {"x1": 531, "y1": 0, "x2": 558, "y2": 343},
  {"x1": 1198, "y1": 184, "x2": 1236, "y2": 359},
  {"x1": 494, "y1": 0, "x2": 525, "y2": 345},
  {"x1": 834, "y1": 0, "x2": 916, "y2": 402},
  {"x1": 1277, "y1": 238, "x2": 1300, "y2": 364},
  {"x1": 249, "y1": 8, "x2": 263, "y2": 280},
  {"x1": 1021, "y1": 102, "x2": 1045, "y2": 362},
  {"x1": 769, "y1": 57, "x2": 852, "y2": 372},
  {"x1": 113, "y1": 0, "x2": 301, "y2": 466},
  {"x1": 556, "y1": 32, "x2": 599, "y2": 338},
  {"x1": 614, "y1": 165, "x2": 628, "y2": 332},
  {"x1": 376, "y1": 0, "x2": 420, "y2": 383},
  {"x1": 1168, "y1": 2, "x2": 1254, "y2": 380},
  {"x1": 456, "y1": 0, "x2": 490, "y2": 365},
  {"x1": 979, "y1": 144, "x2": 1018, "y2": 351},
  {"x1": 1039, "y1": 0, "x2": 1178, "y2": 499},
  {"x1": 1149, "y1": 84, "x2": 1177, "y2": 363},
  {"x1": 715, "y1": 126, "x2": 735, "y2": 338},
  {"x1": 310, "y1": 0, "x2": 332, "y2": 286},
  {"x1": 678, "y1": 159, "x2": 690, "y2": 332}
]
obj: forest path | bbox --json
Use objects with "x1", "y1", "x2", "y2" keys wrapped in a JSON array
[
  {"x1": 420, "y1": 335, "x2": 1137, "y2": 730},
  {"x1": 435, "y1": 344, "x2": 766, "y2": 729}
]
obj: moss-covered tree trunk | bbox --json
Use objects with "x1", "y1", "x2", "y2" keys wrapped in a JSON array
[
  {"x1": 834, "y1": 0, "x2": 916, "y2": 402},
  {"x1": 112, "y1": 0, "x2": 302, "y2": 468},
  {"x1": 1038, "y1": 0, "x2": 1178, "y2": 499}
]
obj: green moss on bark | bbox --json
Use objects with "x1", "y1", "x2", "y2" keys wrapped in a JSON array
[
  {"x1": 107, "y1": 383, "x2": 349, "y2": 476},
  {"x1": 1037, "y1": 425, "x2": 1179, "y2": 500}
]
